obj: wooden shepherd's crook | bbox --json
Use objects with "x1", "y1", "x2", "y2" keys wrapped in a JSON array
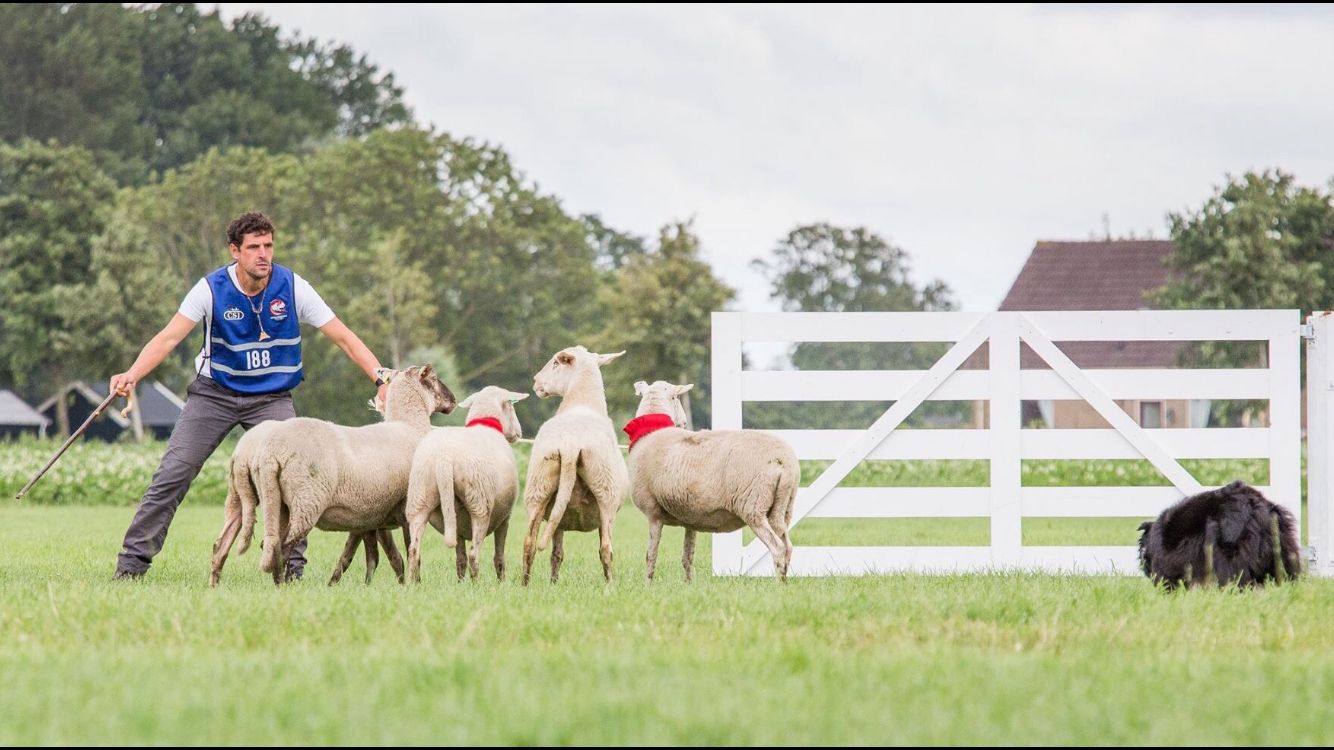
[{"x1": 13, "y1": 389, "x2": 136, "y2": 500}]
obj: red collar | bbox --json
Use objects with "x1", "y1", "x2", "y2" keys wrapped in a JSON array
[
  {"x1": 467, "y1": 417, "x2": 505, "y2": 435},
  {"x1": 623, "y1": 413, "x2": 677, "y2": 450}
]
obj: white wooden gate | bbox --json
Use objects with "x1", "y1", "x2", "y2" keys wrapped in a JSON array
[{"x1": 710, "y1": 310, "x2": 1302, "y2": 576}]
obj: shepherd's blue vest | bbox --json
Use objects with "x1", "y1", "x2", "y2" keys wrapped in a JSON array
[{"x1": 204, "y1": 263, "x2": 303, "y2": 394}]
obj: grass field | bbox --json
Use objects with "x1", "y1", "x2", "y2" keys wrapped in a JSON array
[{"x1": 2, "y1": 439, "x2": 1330, "y2": 744}]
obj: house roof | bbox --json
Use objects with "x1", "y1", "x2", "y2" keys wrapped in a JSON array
[
  {"x1": 998, "y1": 240, "x2": 1182, "y2": 369},
  {"x1": 999, "y1": 240, "x2": 1175, "y2": 312},
  {"x1": 37, "y1": 380, "x2": 184, "y2": 428},
  {"x1": 88, "y1": 381, "x2": 184, "y2": 426},
  {"x1": 0, "y1": 389, "x2": 49, "y2": 427}
]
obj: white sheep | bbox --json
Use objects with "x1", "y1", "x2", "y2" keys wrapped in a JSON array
[
  {"x1": 522, "y1": 346, "x2": 629, "y2": 585},
  {"x1": 405, "y1": 386, "x2": 529, "y2": 583},
  {"x1": 215, "y1": 364, "x2": 456, "y2": 585},
  {"x1": 626, "y1": 380, "x2": 799, "y2": 581},
  {"x1": 210, "y1": 398, "x2": 410, "y2": 587}
]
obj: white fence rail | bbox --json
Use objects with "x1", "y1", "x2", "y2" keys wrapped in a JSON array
[{"x1": 710, "y1": 310, "x2": 1303, "y2": 577}]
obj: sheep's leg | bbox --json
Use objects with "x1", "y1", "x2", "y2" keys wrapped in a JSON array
[
  {"x1": 550, "y1": 529, "x2": 565, "y2": 584},
  {"x1": 522, "y1": 455, "x2": 560, "y2": 586},
  {"x1": 364, "y1": 533, "x2": 381, "y2": 584},
  {"x1": 522, "y1": 514, "x2": 544, "y2": 586},
  {"x1": 407, "y1": 513, "x2": 432, "y2": 584},
  {"x1": 378, "y1": 528, "x2": 406, "y2": 584},
  {"x1": 468, "y1": 510, "x2": 490, "y2": 580},
  {"x1": 597, "y1": 511, "x2": 615, "y2": 584},
  {"x1": 328, "y1": 533, "x2": 363, "y2": 586},
  {"x1": 209, "y1": 508, "x2": 242, "y2": 588},
  {"x1": 747, "y1": 515, "x2": 789, "y2": 581},
  {"x1": 682, "y1": 528, "x2": 697, "y2": 583},
  {"x1": 271, "y1": 507, "x2": 290, "y2": 586},
  {"x1": 645, "y1": 516, "x2": 664, "y2": 583},
  {"x1": 455, "y1": 540, "x2": 468, "y2": 582},
  {"x1": 493, "y1": 517, "x2": 509, "y2": 582},
  {"x1": 768, "y1": 503, "x2": 793, "y2": 573},
  {"x1": 405, "y1": 475, "x2": 441, "y2": 585}
]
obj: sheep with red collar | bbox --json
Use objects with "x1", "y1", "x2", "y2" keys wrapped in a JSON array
[
  {"x1": 625, "y1": 380, "x2": 800, "y2": 581},
  {"x1": 405, "y1": 386, "x2": 529, "y2": 583}
]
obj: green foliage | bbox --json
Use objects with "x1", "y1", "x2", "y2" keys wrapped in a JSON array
[
  {"x1": 750, "y1": 223, "x2": 963, "y2": 428},
  {"x1": 3, "y1": 506, "x2": 1334, "y2": 745},
  {"x1": 1152, "y1": 170, "x2": 1334, "y2": 360},
  {"x1": 595, "y1": 220, "x2": 736, "y2": 427},
  {"x1": 0, "y1": 140, "x2": 117, "y2": 397},
  {"x1": 0, "y1": 4, "x2": 152, "y2": 183},
  {"x1": 753, "y1": 222, "x2": 955, "y2": 315},
  {"x1": 0, "y1": 3, "x2": 410, "y2": 185},
  {"x1": 0, "y1": 434, "x2": 234, "y2": 506},
  {"x1": 1150, "y1": 170, "x2": 1334, "y2": 422}
]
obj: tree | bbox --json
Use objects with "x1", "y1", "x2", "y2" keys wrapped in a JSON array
[
  {"x1": 595, "y1": 220, "x2": 736, "y2": 428},
  {"x1": 0, "y1": 4, "x2": 152, "y2": 184},
  {"x1": 582, "y1": 213, "x2": 648, "y2": 271},
  {"x1": 750, "y1": 223, "x2": 960, "y2": 429},
  {"x1": 278, "y1": 129, "x2": 610, "y2": 425},
  {"x1": 0, "y1": 4, "x2": 411, "y2": 185},
  {"x1": 1152, "y1": 170, "x2": 1334, "y2": 318},
  {"x1": 0, "y1": 140, "x2": 117, "y2": 434},
  {"x1": 1150, "y1": 170, "x2": 1334, "y2": 425}
]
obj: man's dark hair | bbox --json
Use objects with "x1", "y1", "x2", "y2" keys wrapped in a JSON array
[{"x1": 227, "y1": 212, "x2": 276, "y2": 248}]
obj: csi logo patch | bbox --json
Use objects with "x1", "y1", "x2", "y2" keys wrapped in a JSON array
[
  {"x1": 269, "y1": 299, "x2": 288, "y2": 321},
  {"x1": 223, "y1": 307, "x2": 245, "y2": 321}
]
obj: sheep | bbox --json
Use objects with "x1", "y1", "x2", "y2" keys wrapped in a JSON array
[
  {"x1": 626, "y1": 380, "x2": 799, "y2": 581},
  {"x1": 521, "y1": 345, "x2": 629, "y2": 585},
  {"x1": 404, "y1": 386, "x2": 529, "y2": 583},
  {"x1": 215, "y1": 364, "x2": 456, "y2": 585},
  {"x1": 1137, "y1": 480, "x2": 1302, "y2": 589},
  {"x1": 209, "y1": 397, "x2": 409, "y2": 587}
]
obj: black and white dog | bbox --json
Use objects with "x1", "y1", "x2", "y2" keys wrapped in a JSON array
[{"x1": 1137, "y1": 480, "x2": 1302, "y2": 589}]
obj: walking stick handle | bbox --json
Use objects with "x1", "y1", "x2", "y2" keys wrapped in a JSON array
[
  {"x1": 14, "y1": 391, "x2": 121, "y2": 500},
  {"x1": 119, "y1": 390, "x2": 137, "y2": 419}
]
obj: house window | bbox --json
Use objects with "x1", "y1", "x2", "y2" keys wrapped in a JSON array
[{"x1": 1140, "y1": 401, "x2": 1162, "y2": 428}]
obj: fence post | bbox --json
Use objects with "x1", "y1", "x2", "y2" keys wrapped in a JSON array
[
  {"x1": 989, "y1": 312, "x2": 1022, "y2": 564},
  {"x1": 1306, "y1": 313, "x2": 1333, "y2": 575},
  {"x1": 711, "y1": 312, "x2": 744, "y2": 575}
]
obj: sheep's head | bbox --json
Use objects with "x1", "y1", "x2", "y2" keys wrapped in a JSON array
[
  {"x1": 382, "y1": 364, "x2": 457, "y2": 417},
  {"x1": 633, "y1": 380, "x2": 693, "y2": 427},
  {"x1": 459, "y1": 386, "x2": 530, "y2": 443},
  {"x1": 533, "y1": 345, "x2": 624, "y2": 398}
]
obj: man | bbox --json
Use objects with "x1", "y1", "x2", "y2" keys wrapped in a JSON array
[{"x1": 110, "y1": 211, "x2": 389, "y2": 580}]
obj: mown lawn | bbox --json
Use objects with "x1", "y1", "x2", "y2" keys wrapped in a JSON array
[{"x1": 2, "y1": 500, "x2": 1332, "y2": 745}]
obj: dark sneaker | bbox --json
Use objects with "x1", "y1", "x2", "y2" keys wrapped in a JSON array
[{"x1": 112, "y1": 570, "x2": 144, "y2": 581}]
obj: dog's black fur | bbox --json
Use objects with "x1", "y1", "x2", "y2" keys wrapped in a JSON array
[{"x1": 1137, "y1": 480, "x2": 1301, "y2": 589}]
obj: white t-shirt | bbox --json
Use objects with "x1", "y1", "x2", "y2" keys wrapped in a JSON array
[{"x1": 179, "y1": 265, "x2": 336, "y2": 377}]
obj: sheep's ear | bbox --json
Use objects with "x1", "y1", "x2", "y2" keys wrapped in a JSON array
[
  {"x1": 673, "y1": 383, "x2": 695, "y2": 396},
  {"x1": 556, "y1": 352, "x2": 575, "y2": 366},
  {"x1": 507, "y1": 391, "x2": 530, "y2": 403},
  {"x1": 458, "y1": 393, "x2": 476, "y2": 409},
  {"x1": 597, "y1": 350, "x2": 625, "y2": 366},
  {"x1": 375, "y1": 367, "x2": 395, "y2": 383},
  {"x1": 420, "y1": 363, "x2": 436, "y2": 379},
  {"x1": 634, "y1": 380, "x2": 649, "y2": 396}
]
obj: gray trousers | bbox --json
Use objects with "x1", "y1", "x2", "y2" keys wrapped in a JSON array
[{"x1": 117, "y1": 376, "x2": 305, "y2": 576}]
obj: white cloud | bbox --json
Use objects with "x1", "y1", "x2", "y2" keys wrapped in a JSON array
[{"x1": 218, "y1": 3, "x2": 1334, "y2": 312}]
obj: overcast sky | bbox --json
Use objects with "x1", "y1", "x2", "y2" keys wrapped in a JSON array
[{"x1": 218, "y1": 3, "x2": 1334, "y2": 313}]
